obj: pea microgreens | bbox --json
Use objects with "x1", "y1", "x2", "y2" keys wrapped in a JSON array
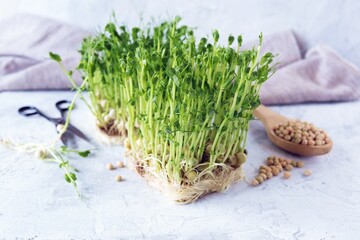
[{"x1": 54, "y1": 16, "x2": 275, "y2": 185}]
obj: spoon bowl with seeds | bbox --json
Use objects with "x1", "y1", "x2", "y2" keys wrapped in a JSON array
[{"x1": 253, "y1": 105, "x2": 333, "y2": 156}]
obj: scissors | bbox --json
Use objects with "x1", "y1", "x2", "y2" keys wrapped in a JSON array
[{"x1": 18, "y1": 100, "x2": 90, "y2": 146}]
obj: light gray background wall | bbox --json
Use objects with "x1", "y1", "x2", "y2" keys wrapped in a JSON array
[{"x1": 1, "y1": 0, "x2": 359, "y2": 66}]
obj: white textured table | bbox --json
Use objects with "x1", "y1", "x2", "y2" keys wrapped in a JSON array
[{"x1": 0, "y1": 92, "x2": 359, "y2": 239}]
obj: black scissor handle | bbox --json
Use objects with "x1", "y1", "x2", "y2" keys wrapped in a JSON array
[
  {"x1": 56, "y1": 100, "x2": 72, "y2": 111},
  {"x1": 56, "y1": 100, "x2": 72, "y2": 118},
  {"x1": 18, "y1": 106, "x2": 40, "y2": 116}
]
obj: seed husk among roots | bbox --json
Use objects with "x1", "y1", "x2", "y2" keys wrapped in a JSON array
[
  {"x1": 95, "y1": 121, "x2": 128, "y2": 145},
  {"x1": 126, "y1": 150, "x2": 244, "y2": 204}
]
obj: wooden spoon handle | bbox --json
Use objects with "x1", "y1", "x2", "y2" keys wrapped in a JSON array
[{"x1": 253, "y1": 105, "x2": 288, "y2": 129}]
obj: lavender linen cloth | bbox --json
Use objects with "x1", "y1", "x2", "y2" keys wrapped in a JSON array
[
  {"x1": 0, "y1": 14, "x2": 87, "y2": 91},
  {"x1": 259, "y1": 32, "x2": 360, "y2": 104},
  {"x1": 1, "y1": 14, "x2": 359, "y2": 105}
]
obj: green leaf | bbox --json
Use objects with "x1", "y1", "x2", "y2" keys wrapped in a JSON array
[
  {"x1": 237, "y1": 35, "x2": 243, "y2": 46},
  {"x1": 60, "y1": 145, "x2": 67, "y2": 152},
  {"x1": 69, "y1": 172, "x2": 77, "y2": 181},
  {"x1": 78, "y1": 150, "x2": 91, "y2": 158},
  {"x1": 49, "y1": 52, "x2": 62, "y2": 62},
  {"x1": 228, "y1": 35, "x2": 235, "y2": 46},
  {"x1": 59, "y1": 161, "x2": 69, "y2": 168},
  {"x1": 212, "y1": 29, "x2": 219, "y2": 43},
  {"x1": 65, "y1": 172, "x2": 77, "y2": 183},
  {"x1": 64, "y1": 173, "x2": 71, "y2": 183}
]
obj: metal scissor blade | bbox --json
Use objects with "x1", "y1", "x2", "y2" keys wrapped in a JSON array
[
  {"x1": 66, "y1": 124, "x2": 90, "y2": 142},
  {"x1": 60, "y1": 130, "x2": 77, "y2": 147},
  {"x1": 60, "y1": 131, "x2": 70, "y2": 146}
]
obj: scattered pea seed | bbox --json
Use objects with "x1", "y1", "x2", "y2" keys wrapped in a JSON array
[
  {"x1": 283, "y1": 171, "x2": 291, "y2": 179},
  {"x1": 115, "y1": 175, "x2": 123, "y2": 182},
  {"x1": 274, "y1": 158, "x2": 280, "y2": 165},
  {"x1": 252, "y1": 155, "x2": 308, "y2": 187},
  {"x1": 303, "y1": 169, "x2": 312, "y2": 176},
  {"x1": 256, "y1": 176, "x2": 264, "y2": 184},
  {"x1": 276, "y1": 164, "x2": 283, "y2": 172},
  {"x1": 251, "y1": 179, "x2": 259, "y2": 186},
  {"x1": 272, "y1": 168, "x2": 279, "y2": 176},
  {"x1": 267, "y1": 158, "x2": 274, "y2": 165},
  {"x1": 116, "y1": 161, "x2": 125, "y2": 168},
  {"x1": 285, "y1": 165, "x2": 293, "y2": 171},
  {"x1": 106, "y1": 163, "x2": 115, "y2": 170},
  {"x1": 296, "y1": 161, "x2": 305, "y2": 168},
  {"x1": 259, "y1": 173, "x2": 267, "y2": 180},
  {"x1": 259, "y1": 168, "x2": 267, "y2": 174}
]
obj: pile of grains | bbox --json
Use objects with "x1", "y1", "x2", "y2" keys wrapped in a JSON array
[
  {"x1": 273, "y1": 120, "x2": 331, "y2": 146},
  {"x1": 251, "y1": 156, "x2": 308, "y2": 186},
  {"x1": 106, "y1": 161, "x2": 126, "y2": 182}
]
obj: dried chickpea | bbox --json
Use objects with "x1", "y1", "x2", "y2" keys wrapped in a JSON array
[
  {"x1": 267, "y1": 158, "x2": 274, "y2": 165},
  {"x1": 116, "y1": 161, "x2": 125, "y2": 168},
  {"x1": 274, "y1": 120, "x2": 330, "y2": 147},
  {"x1": 283, "y1": 171, "x2": 291, "y2": 179},
  {"x1": 251, "y1": 179, "x2": 260, "y2": 186},
  {"x1": 106, "y1": 163, "x2": 115, "y2": 170},
  {"x1": 296, "y1": 161, "x2": 305, "y2": 168},
  {"x1": 259, "y1": 173, "x2": 267, "y2": 180},
  {"x1": 256, "y1": 176, "x2": 264, "y2": 184},
  {"x1": 259, "y1": 168, "x2": 267, "y2": 174},
  {"x1": 285, "y1": 165, "x2": 293, "y2": 171},
  {"x1": 115, "y1": 175, "x2": 123, "y2": 182},
  {"x1": 303, "y1": 169, "x2": 312, "y2": 176},
  {"x1": 274, "y1": 158, "x2": 280, "y2": 165},
  {"x1": 276, "y1": 164, "x2": 283, "y2": 172},
  {"x1": 272, "y1": 168, "x2": 279, "y2": 176}
]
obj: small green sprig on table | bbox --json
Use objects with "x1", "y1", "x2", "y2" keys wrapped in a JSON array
[{"x1": 0, "y1": 138, "x2": 92, "y2": 197}]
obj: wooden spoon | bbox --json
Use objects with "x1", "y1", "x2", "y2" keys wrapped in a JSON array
[{"x1": 253, "y1": 105, "x2": 332, "y2": 156}]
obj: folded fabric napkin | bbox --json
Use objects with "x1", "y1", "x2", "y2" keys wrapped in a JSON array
[
  {"x1": 1, "y1": 14, "x2": 359, "y2": 105},
  {"x1": 0, "y1": 14, "x2": 87, "y2": 91}
]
